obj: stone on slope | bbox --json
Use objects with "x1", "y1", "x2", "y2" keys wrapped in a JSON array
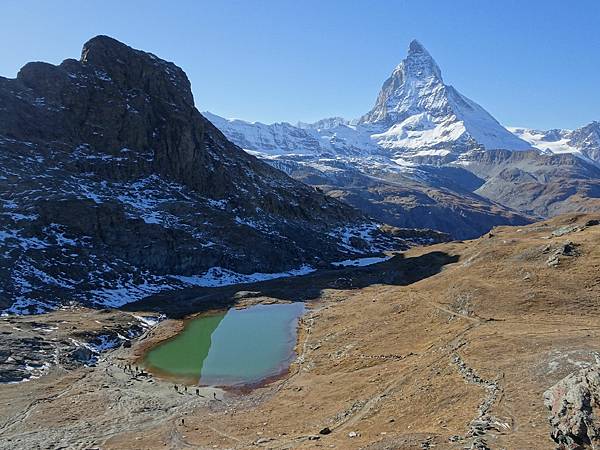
[{"x1": 544, "y1": 365, "x2": 600, "y2": 449}]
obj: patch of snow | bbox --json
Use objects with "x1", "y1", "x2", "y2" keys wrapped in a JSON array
[
  {"x1": 207, "y1": 198, "x2": 227, "y2": 210},
  {"x1": 2, "y1": 212, "x2": 38, "y2": 221},
  {"x1": 134, "y1": 314, "x2": 164, "y2": 328},
  {"x1": 89, "y1": 334, "x2": 121, "y2": 352},
  {"x1": 332, "y1": 256, "x2": 391, "y2": 267},
  {"x1": 2, "y1": 297, "x2": 51, "y2": 315},
  {"x1": 170, "y1": 265, "x2": 315, "y2": 287},
  {"x1": 328, "y1": 223, "x2": 382, "y2": 253},
  {"x1": 90, "y1": 281, "x2": 173, "y2": 308}
]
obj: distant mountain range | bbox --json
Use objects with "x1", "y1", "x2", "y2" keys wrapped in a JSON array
[
  {"x1": 510, "y1": 123, "x2": 600, "y2": 163},
  {"x1": 206, "y1": 40, "x2": 600, "y2": 238}
]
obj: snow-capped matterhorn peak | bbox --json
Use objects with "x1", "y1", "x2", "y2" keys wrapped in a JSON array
[
  {"x1": 359, "y1": 40, "x2": 531, "y2": 154},
  {"x1": 207, "y1": 39, "x2": 533, "y2": 162},
  {"x1": 405, "y1": 39, "x2": 443, "y2": 79}
]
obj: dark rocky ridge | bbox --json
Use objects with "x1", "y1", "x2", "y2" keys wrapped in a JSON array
[{"x1": 0, "y1": 36, "x2": 416, "y2": 314}]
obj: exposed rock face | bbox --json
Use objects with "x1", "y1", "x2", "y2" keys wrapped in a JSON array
[
  {"x1": 462, "y1": 149, "x2": 600, "y2": 217},
  {"x1": 570, "y1": 122, "x2": 600, "y2": 163},
  {"x1": 0, "y1": 36, "x2": 404, "y2": 313},
  {"x1": 544, "y1": 366, "x2": 600, "y2": 449},
  {"x1": 275, "y1": 157, "x2": 531, "y2": 240}
]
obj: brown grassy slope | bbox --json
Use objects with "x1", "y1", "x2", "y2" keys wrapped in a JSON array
[
  {"x1": 1, "y1": 214, "x2": 599, "y2": 450},
  {"x1": 104, "y1": 214, "x2": 600, "y2": 449}
]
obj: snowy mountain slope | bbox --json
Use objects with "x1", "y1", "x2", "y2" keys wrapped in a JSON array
[
  {"x1": 510, "y1": 122, "x2": 600, "y2": 163},
  {"x1": 203, "y1": 112, "x2": 325, "y2": 156},
  {"x1": 207, "y1": 40, "x2": 531, "y2": 162},
  {"x1": 204, "y1": 112, "x2": 378, "y2": 157}
]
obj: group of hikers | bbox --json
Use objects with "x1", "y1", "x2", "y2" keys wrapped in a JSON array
[
  {"x1": 115, "y1": 361, "x2": 219, "y2": 403},
  {"x1": 116, "y1": 362, "x2": 148, "y2": 377},
  {"x1": 173, "y1": 384, "x2": 218, "y2": 400},
  {"x1": 113, "y1": 361, "x2": 221, "y2": 429}
]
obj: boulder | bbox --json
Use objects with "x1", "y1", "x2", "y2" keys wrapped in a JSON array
[{"x1": 544, "y1": 366, "x2": 600, "y2": 449}]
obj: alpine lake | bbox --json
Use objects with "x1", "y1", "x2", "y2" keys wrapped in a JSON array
[{"x1": 143, "y1": 302, "x2": 305, "y2": 387}]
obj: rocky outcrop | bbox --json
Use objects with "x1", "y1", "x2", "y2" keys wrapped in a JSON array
[
  {"x1": 544, "y1": 366, "x2": 600, "y2": 449},
  {"x1": 0, "y1": 36, "x2": 408, "y2": 313},
  {"x1": 0, "y1": 310, "x2": 160, "y2": 383},
  {"x1": 545, "y1": 241, "x2": 580, "y2": 267}
]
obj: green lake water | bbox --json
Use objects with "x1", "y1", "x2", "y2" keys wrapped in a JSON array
[{"x1": 143, "y1": 302, "x2": 305, "y2": 386}]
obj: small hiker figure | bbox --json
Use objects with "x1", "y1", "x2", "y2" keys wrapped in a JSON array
[
  {"x1": 184, "y1": 386, "x2": 187, "y2": 393},
  {"x1": 213, "y1": 392, "x2": 217, "y2": 400},
  {"x1": 181, "y1": 418, "x2": 185, "y2": 426},
  {"x1": 195, "y1": 388, "x2": 199, "y2": 396},
  {"x1": 174, "y1": 385, "x2": 178, "y2": 393}
]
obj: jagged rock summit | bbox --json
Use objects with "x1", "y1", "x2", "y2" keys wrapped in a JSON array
[
  {"x1": 0, "y1": 35, "x2": 409, "y2": 314},
  {"x1": 359, "y1": 39, "x2": 444, "y2": 125}
]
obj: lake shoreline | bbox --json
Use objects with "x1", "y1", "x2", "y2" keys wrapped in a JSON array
[{"x1": 135, "y1": 299, "x2": 310, "y2": 391}]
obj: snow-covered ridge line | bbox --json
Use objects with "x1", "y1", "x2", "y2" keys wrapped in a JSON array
[{"x1": 509, "y1": 123, "x2": 600, "y2": 163}]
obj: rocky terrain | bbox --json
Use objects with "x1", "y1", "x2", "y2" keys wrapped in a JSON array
[
  {"x1": 263, "y1": 155, "x2": 531, "y2": 240},
  {"x1": 459, "y1": 149, "x2": 600, "y2": 217},
  {"x1": 0, "y1": 307, "x2": 161, "y2": 383},
  {"x1": 1, "y1": 213, "x2": 599, "y2": 449},
  {"x1": 0, "y1": 36, "x2": 427, "y2": 314},
  {"x1": 206, "y1": 41, "x2": 600, "y2": 239}
]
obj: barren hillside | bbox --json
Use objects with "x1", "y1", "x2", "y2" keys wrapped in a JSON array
[{"x1": 1, "y1": 214, "x2": 599, "y2": 449}]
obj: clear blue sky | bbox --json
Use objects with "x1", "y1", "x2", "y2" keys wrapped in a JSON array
[{"x1": 1, "y1": 0, "x2": 599, "y2": 129}]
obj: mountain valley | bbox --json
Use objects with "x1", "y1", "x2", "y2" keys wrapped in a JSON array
[{"x1": 2, "y1": 214, "x2": 599, "y2": 449}]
